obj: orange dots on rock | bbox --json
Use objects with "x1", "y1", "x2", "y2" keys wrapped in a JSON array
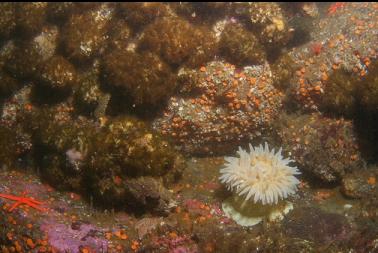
[
  {"x1": 287, "y1": 2, "x2": 377, "y2": 112},
  {"x1": 367, "y1": 176, "x2": 376, "y2": 185},
  {"x1": 130, "y1": 240, "x2": 140, "y2": 251},
  {"x1": 154, "y1": 61, "x2": 283, "y2": 154},
  {"x1": 114, "y1": 230, "x2": 129, "y2": 240},
  {"x1": 26, "y1": 238, "x2": 35, "y2": 249}
]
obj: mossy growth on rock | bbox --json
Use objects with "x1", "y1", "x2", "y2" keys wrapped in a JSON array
[
  {"x1": 101, "y1": 50, "x2": 176, "y2": 111},
  {"x1": 171, "y1": 2, "x2": 229, "y2": 25},
  {"x1": 20, "y1": 105, "x2": 184, "y2": 213},
  {"x1": 5, "y1": 41, "x2": 46, "y2": 80},
  {"x1": 46, "y1": 2, "x2": 75, "y2": 24},
  {"x1": 0, "y1": 126, "x2": 24, "y2": 169},
  {"x1": 60, "y1": 3, "x2": 113, "y2": 64},
  {"x1": 73, "y1": 61, "x2": 110, "y2": 118},
  {"x1": 106, "y1": 19, "x2": 131, "y2": 51},
  {"x1": 0, "y1": 71, "x2": 21, "y2": 102},
  {"x1": 5, "y1": 26, "x2": 58, "y2": 81},
  {"x1": 270, "y1": 53, "x2": 295, "y2": 92},
  {"x1": 359, "y1": 60, "x2": 378, "y2": 112},
  {"x1": 15, "y1": 2, "x2": 47, "y2": 38},
  {"x1": 31, "y1": 55, "x2": 78, "y2": 104},
  {"x1": 37, "y1": 55, "x2": 77, "y2": 89},
  {"x1": 314, "y1": 59, "x2": 378, "y2": 118},
  {"x1": 89, "y1": 117, "x2": 184, "y2": 180},
  {"x1": 118, "y1": 3, "x2": 170, "y2": 32},
  {"x1": 218, "y1": 22, "x2": 266, "y2": 66},
  {"x1": 138, "y1": 16, "x2": 217, "y2": 68},
  {"x1": 320, "y1": 68, "x2": 360, "y2": 117},
  {"x1": 0, "y1": 3, "x2": 16, "y2": 40},
  {"x1": 83, "y1": 116, "x2": 184, "y2": 212},
  {"x1": 230, "y1": 2, "x2": 293, "y2": 51}
]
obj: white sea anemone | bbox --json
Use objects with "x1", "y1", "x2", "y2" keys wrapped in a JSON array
[{"x1": 219, "y1": 142, "x2": 300, "y2": 205}]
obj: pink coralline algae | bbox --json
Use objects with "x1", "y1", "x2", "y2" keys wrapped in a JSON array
[
  {"x1": 40, "y1": 222, "x2": 108, "y2": 253},
  {"x1": 154, "y1": 234, "x2": 199, "y2": 253}
]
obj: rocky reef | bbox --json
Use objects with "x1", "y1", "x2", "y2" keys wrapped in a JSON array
[
  {"x1": 16, "y1": 102, "x2": 184, "y2": 214},
  {"x1": 153, "y1": 61, "x2": 283, "y2": 155},
  {"x1": 277, "y1": 3, "x2": 378, "y2": 115},
  {"x1": 275, "y1": 113, "x2": 363, "y2": 183}
]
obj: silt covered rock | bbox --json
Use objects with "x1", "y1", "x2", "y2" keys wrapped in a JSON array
[
  {"x1": 341, "y1": 167, "x2": 378, "y2": 199},
  {"x1": 276, "y1": 113, "x2": 363, "y2": 183},
  {"x1": 283, "y1": 207, "x2": 352, "y2": 247},
  {"x1": 283, "y1": 2, "x2": 378, "y2": 115}
]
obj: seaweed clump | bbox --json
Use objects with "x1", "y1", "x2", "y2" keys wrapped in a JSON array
[
  {"x1": 73, "y1": 61, "x2": 110, "y2": 118},
  {"x1": 118, "y1": 3, "x2": 170, "y2": 32},
  {"x1": 138, "y1": 16, "x2": 217, "y2": 68},
  {"x1": 231, "y1": 2, "x2": 293, "y2": 51},
  {"x1": 359, "y1": 60, "x2": 378, "y2": 112},
  {"x1": 0, "y1": 125, "x2": 30, "y2": 169},
  {"x1": 5, "y1": 25, "x2": 58, "y2": 80},
  {"x1": 218, "y1": 22, "x2": 266, "y2": 66},
  {"x1": 60, "y1": 3, "x2": 113, "y2": 64},
  {"x1": 37, "y1": 55, "x2": 77, "y2": 89},
  {"x1": 101, "y1": 50, "x2": 176, "y2": 111},
  {"x1": 172, "y1": 2, "x2": 229, "y2": 25},
  {"x1": 0, "y1": 3, "x2": 16, "y2": 39},
  {"x1": 15, "y1": 2, "x2": 47, "y2": 38},
  {"x1": 5, "y1": 41, "x2": 48, "y2": 80},
  {"x1": 18, "y1": 104, "x2": 184, "y2": 213},
  {"x1": 0, "y1": 71, "x2": 21, "y2": 102},
  {"x1": 106, "y1": 19, "x2": 131, "y2": 51}
]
